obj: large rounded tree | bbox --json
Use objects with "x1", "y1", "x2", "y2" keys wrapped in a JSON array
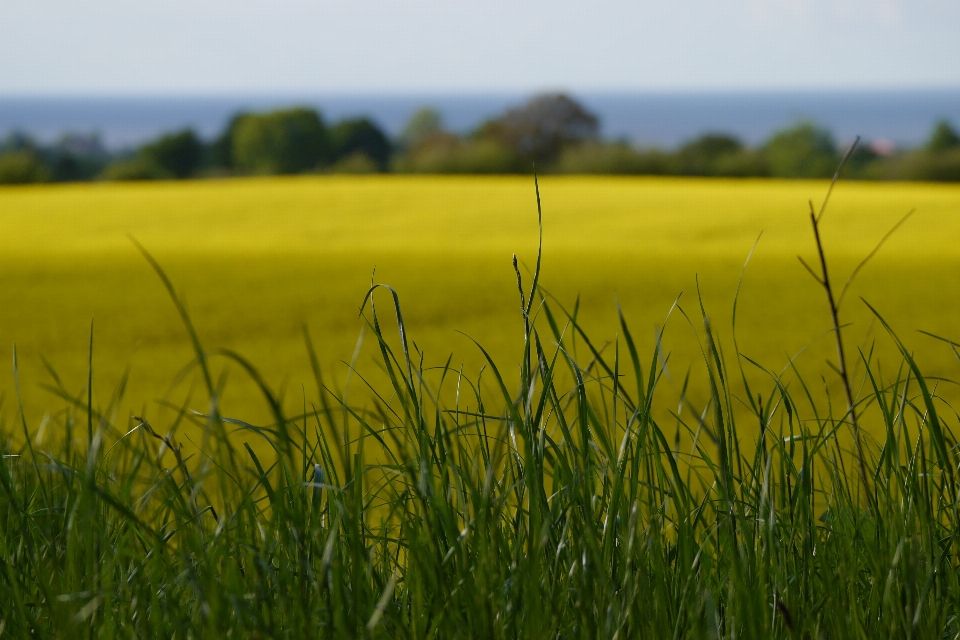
[
  {"x1": 763, "y1": 122, "x2": 839, "y2": 179},
  {"x1": 330, "y1": 118, "x2": 392, "y2": 171},
  {"x1": 477, "y1": 93, "x2": 599, "y2": 167},
  {"x1": 232, "y1": 108, "x2": 331, "y2": 175}
]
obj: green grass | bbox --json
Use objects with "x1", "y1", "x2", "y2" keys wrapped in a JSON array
[{"x1": 2, "y1": 178, "x2": 960, "y2": 638}]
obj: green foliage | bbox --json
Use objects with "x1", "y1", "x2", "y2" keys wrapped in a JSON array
[
  {"x1": 47, "y1": 154, "x2": 106, "y2": 183},
  {"x1": 711, "y1": 150, "x2": 769, "y2": 177},
  {"x1": 678, "y1": 133, "x2": 745, "y2": 175},
  {"x1": 555, "y1": 141, "x2": 675, "y2": 174},
  {"x1": 926, "y1": 119, "x2": 960, "y2": 153},
  {"x1": 670, "y1": 133, "x2": 770, "y2": 177},
  {"x1": 451, "y1": 138, "x2": 523, "y2": 173},
  {"x1": 2, "y1": 184, "x2": 960, "y2": 638},
  {"x1": 890, "y1": 148, "x2": 960, "y2": 182},
  {"x1": 211, "y1": 113, "x2": 246, "y2": 169},
  {"x1": 396, "y1": 94, "x2": 601, "y2": 174},
  {"x1": 331, "y1": 151, "x2": 381, "y2": 174},
  {"x1": 42, "y1": 134, "x2": 110, "y2": 182},
  {"x1": 232, "y1": 108, "x2": 331, "y2": 174},
  {"x1": 877, "y1": 121, "x2": 960, "y2": 181},
  {"x1": 476, "y1": 93, "x2": 599, "y2": 167},
  {"x1": 100, "y1": 156, "x2": 167, "y2": 181},
  {"x1": 0, "y1": 149, "x2": 51, "y2": 184},
  {"x1": 330, "y1": 118, "x2": 392, "y2": 171},
  {"x1": 887, "y1": 120, "x2": 960, "y2": 180},
  {"x1": 555, "y1": 137, "x2": 771, "y2": 177},
  {"x1": 841, "y1": 145, "x2": 885, "y2": 180},
  {"x1": 399, "y1": 108, "x2": 444, "y2": 149},
  {"x1": 10, "y1": 98, "x2": 960, "y2": 182},
  {"x1": 139, "y1": 129, "x2": 204, "y2": 179},
  {"x1": 922, "y1": 149, "x2": 960, "y2": 181},
  {"x1": 100, "y1": 130, "x2": 204, "y2": 181},
  {"x1": 763, "y1": 122, "x2": 840, "y2": 178},
  {"x1": 395, "y1": 135, "x2": 522, "y2": 173}
]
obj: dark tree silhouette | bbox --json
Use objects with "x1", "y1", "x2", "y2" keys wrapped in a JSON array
[
  {"x1": 763, "y1": 122, "x2": 839, "y2": 179},
  {"x1": 476, "y1": 93, "x2": 599, "y2": 166},
  {"x1": 330, "y1": 118, "x2": 392, "y2": 170},
  {"x1": 140, "y1": 129, "x2": 204, "y2": 178},
  {"x1": 678, "y1": 133, "x2": 744, "y2": 175},
  {"x1": 232, "y1": 108, "x2": 331, "y2": 174},
  {"x1": 927, "y1": 120, "x2": 960, "y2": 153}
]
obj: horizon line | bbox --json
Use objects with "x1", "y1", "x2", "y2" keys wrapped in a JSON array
[{"x1": 4, "y1": 85, "x2": 960, "y2": 101}]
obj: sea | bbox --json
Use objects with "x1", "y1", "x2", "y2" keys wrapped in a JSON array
[{"x1": 1, "y1": 90, "x2": 959, "y2": 151}]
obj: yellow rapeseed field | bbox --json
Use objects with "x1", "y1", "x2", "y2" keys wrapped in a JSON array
[{"x1": 1, "y1": 175, "x2": 959, "y2": 439}]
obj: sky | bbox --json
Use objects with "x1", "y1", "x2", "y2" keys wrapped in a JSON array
[{"x1": 2, "y1": 0, "x2": 959, "y2": 96}]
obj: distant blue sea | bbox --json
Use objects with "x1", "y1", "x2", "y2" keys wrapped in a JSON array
[{"x1": 1, "y1": 91, "x2": 958, "y2": 151}]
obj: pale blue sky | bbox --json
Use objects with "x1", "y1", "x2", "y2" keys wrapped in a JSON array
[{"x1": 2, "y1": 0, "x2": 958, "y2": 96}]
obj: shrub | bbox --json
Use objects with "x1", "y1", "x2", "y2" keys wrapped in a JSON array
[
  {"x1": 923, "y1": 148, "x2": 960, "y2": 181},
  {"x1": 677, "y1": 133, "x2": 745, "y2": 175},
  {"x1": 763, "y1": 122, "x2": 840, "y2": 178},
  {"x1": 44, "y1": 134, "x2": 110, "y2": 182},
  {"x1": 556, "y1": 141, "x2": 675, "y2": 175},
  {"x1": 48, "y1": 153, "x2": 107, "y2": 182},
  {"x1": 330, "y1": 118, "x2": 392, "y2": 171},
  {"x1": 396, "y1": 135, "x2": 521, "y2": 174},
  {"x1": 453, "y1": 138, "x2": 523, "y2": 173},
  {"x1": 926, "y1": 119, "x2": 960, "y2": 153},
  {"x1": 399, "y1": 108, "x2": 444, "y2": 150},
  {"x1": 330, "y1": 151, "x2": 380, "y2": 174},
  {"x1": 710, "y1": 150, "x2": 769, "y2": 177},
  {"x1": 139, "y1": 129, "x2": 204, "y2": 179},
  {"x1": 0, "y1": 150, "x2": 52, "y2": 184},
  {"x1": 232, "y1": 108, "x2": 330, "y2": 174},
  {"x1": 889, "y1": 148, "x2": 960, "y2": 182},
  {"x1": 393, "y1": 132, "x2": 456, "y2": 172},
  {"x1": 100, "y1": 157, "x2": 168, "y2": 181},
  {"x1": 211, "y1": 113, "x2": 246, "y2": 169}
]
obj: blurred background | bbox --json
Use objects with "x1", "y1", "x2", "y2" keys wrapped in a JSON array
[
  {"x1": 2, "y1": 0, "x2": 959, "y2": 182},
  {"x1": 2, "y1": 0, "x2": 960, "y2": 429}
]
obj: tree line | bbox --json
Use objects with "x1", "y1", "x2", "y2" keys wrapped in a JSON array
[{"x1": 1, "y1": 94, "x2": 959, "y2": 184}]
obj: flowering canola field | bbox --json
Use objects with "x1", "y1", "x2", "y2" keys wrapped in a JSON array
[{"x1": 0, "y1": 176, "x2": 958, "y2": 434}]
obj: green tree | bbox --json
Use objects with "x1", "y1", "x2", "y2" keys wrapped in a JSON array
[
  {"x1": 677, "y1": 133, "x2": 745, "y2": 175},
  {"x1": 100, "y1": 157, "x2": 165, "y2": 181},
  {"x1": 556, "y1": 141, "x2": 675, "y2": 175},
  {"x1": 211, "y1": 113, "x2": 246, "y2": 169},
  {"x1": 140, "y1": 129, "x2": 204, "y2": 178},
  {"x1": 399, "y1": 108, "x2": 444, "y2": 149},
  {"x1": 232, "y1": 108, "x2": 330, "y2": 174},
  {"x1": 330, "y1": 118, "x2": 392, "y2": 170},
  {"x1": 0, "y1": 150, "x2": 51, "y2": 184},
  {"x1": 477, "y1": 93, "x2": 599, "y2": 167},
  {"x1": 0, "y1": 131, "x2": 34, "y2": 154},
  {"x1": 394, "y1": 135, "x2": 521, "y2": 174},
  {"x1": 926, "y1": 119, "x2": 960, "y2": 153},
  {"x1": 47, "y1": 134, "x2": 110, "y2": 182},
  {"x1": 763, "y1": 122, "x2": 839, "y2": 178}
]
